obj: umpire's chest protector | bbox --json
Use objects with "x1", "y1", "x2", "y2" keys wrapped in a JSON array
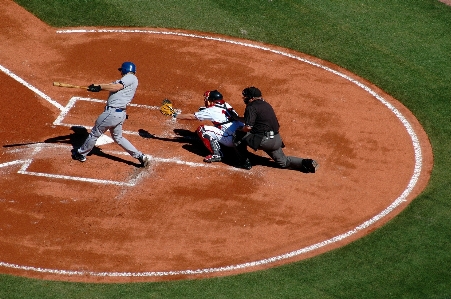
[{"x1": 247, "y1": 100, "x2": 280, "y2": 135}]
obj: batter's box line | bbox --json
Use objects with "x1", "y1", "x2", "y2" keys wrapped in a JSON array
[
  {"x1": 53, "y1": 96, "x2": 162, "y2": 127},
  {"x1": 1, "y1": 144, "x2": 247, "y2": 187},
  {"x1": 53, "y1": 96, "x2": 180, "y2": 136},
  {"x1": 1, "y1": 145, "x2": 140, "y2": 187},
  {"x1": 97, "y1": 148, "x2": 249, "y2": 172}
]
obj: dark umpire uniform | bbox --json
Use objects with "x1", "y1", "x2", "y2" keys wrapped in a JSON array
[{"x1": 232, "y1": 86, "x2": 318, "y2": 172}]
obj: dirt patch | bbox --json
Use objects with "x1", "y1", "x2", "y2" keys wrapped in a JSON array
[{"x1": 0, "y1": 0, "x2": 433, "y2": 283}]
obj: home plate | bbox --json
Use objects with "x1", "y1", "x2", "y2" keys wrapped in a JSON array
[{"x1": 95, "y1": 134, "x2": 114, "y2": 146}]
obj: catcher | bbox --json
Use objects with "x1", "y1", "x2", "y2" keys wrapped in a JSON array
[{"x1": 160, "y1": 90, "x2": 244, "y2": 163}]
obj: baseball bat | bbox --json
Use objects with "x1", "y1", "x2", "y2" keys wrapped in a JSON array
[{"x1": 53, "y1": 82, "x2": 89, "y2": 89}]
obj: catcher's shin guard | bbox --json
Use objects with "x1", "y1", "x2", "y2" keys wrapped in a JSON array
[{"x1": 196, "y1": 126, "x2": 222, "y2": 157}]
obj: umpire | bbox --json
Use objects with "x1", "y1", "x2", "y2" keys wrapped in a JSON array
[{"x1": 231, "y1": 86, "x2": 318, "y2": 172}]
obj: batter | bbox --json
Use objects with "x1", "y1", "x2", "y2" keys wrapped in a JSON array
[{"x1": 71, "y1": 62, "x2": 149, "y2": 167}]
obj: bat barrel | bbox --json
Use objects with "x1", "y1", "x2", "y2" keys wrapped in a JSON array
[{"x1": 53, "y1": 82, "x2": 87, "y2": 89}]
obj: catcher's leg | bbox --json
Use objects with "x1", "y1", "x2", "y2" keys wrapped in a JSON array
[{"x1": 196, "y1": 125, "x2": 222, "y2": 163}]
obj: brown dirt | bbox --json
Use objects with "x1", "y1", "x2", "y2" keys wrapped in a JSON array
[{"x1": 0, "y1": 0, "x2": 433, "y2": 283}]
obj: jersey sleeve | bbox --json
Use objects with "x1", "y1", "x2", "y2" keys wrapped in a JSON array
[
  {"x1": 194, "y1": 109, "x2": 215, "y2": 121},
  {"x1": 119, "y1": 74, "x2": 134, "y2": 88}
]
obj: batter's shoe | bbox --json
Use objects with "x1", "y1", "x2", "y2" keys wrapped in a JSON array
[
  {"x1": 71, "y1": 149, "x2": 86, "y2": 162},
  {"x1": 138, "y1": 154, "x2": 150, "y2": 168},
  {"x1": 234, "y1": 158, "x2": 252, "y2": 170},
  {"x1": 203, "y1": 154, "x2": 222, "y2": 163},
  {"x1": 301, "y1": 159, "x2": 318, "y2": 173}
]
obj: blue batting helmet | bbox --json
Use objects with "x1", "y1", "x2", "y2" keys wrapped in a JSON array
[{"x1": 118, "y1": 62, "x2": 136, "y2": 74}]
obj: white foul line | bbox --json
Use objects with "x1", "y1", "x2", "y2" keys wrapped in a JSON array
[
  {"x1": 0, "y1": 29, "x2": 425, "y2": 278},
  {"x1": 0, "y1": 65, "x2": 64, "y2": 111}
]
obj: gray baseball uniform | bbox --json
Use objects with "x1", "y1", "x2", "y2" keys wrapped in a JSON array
[{"x1": 77, "y1": 73, "x2": 144, "y2": 159}]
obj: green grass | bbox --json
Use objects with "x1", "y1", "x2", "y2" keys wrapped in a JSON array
[{"x1": 8, "y1": 0, "x2": 451, "y2": 298}]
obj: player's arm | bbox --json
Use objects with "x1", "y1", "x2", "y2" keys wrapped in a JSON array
[
  {"x1": 230, "y1": 114, "x2": 245, "y2": 123},
  {"x1": 227, "y1": 109, "x2": 245, "y2": 123},
  {"x1": 237, "y1": 107, "x2": 254, "y2": 132},
  {"x1": 176, "y1": 109, "x2": 214, "y2": 121},
  {"x1": 87, "y1": 81, "x2": 124, "y2": 92},
  {"x1": 174, "y1": 113, "x2": 198, "y2": 120},
  {"x1": 97, "y1": 82, "x2": 123, "y2": 92}
]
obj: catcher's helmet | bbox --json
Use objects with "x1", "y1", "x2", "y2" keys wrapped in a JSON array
[
  {"x1": 204, "y1": 90, "x2": 224, "y2": 107},
  {"x1": 118, "y1": 62, "x2": 136, "y2": 74},
  {"x1": 242, "y1": 86, "x2": 262, "y2": 99},
  {"x1": 207, "y1": 90, "x2": 223, "y2": 101}
]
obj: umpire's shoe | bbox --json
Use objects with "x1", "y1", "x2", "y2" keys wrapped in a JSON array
[
  {"x1": 138, "y1": 154, "x2": 150, "y2": 168},
  {"x1": 301, "y1": 159, "x2": 318, "y2": 173},
  {"x1": 71, "y1": 149, "x2": 86, "y2": 162},
  {"x1": 234, "y1": 158, "x2": 252, "y2": 170}
]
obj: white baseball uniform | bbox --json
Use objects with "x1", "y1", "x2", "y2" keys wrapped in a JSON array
[
  {"x1": 77, "y1": 73, "x2": 144, "y2": 159},
  {"x1": 194, "y1": 102, "x2": 244, "y2": 147}
]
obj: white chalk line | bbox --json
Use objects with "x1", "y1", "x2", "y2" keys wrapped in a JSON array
[
  {"x1": 1, "y1": 92, "x2": 243, "y2": 186},
  {"x1": 0, "y1": 65, "x2": 64, "y2": 111},
  {"x1": 0, "y1": 145, "x2": 136, "y2": 186},
  {"x1": 53, "y1": 96, "x2": 161, "y2": 127},
  {"x1": 0, "y1": 29, "x2": 424, "y2": 278},
  {"x1": 1, "y1": 143, "x2": 242, "y2": 188},
  {"x1": 53, "y1": 96, "x2": 180, "y2": 137}
]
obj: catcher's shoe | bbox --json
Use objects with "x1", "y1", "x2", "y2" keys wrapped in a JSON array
[
  {"x1": 203, "y1": 154, "x2": 222, "y2": 163},
  {"x1": 71, "y1": 149, "x2": 86, "y2": 162},
  {"x1": 138, "y1": 154, "x2": 150, "y2": 168},
  {"x1": 301, "y1": 159, "x2": 318, "y2": 173}
]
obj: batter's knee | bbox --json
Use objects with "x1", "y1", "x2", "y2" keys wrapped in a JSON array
[{"x1": 89, "y1": 129, "x2": 104, "y2": 138}]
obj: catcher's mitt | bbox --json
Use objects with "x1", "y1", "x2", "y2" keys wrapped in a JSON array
[{"x1": 160, "y1": 98, "x2": 176, "y2": 117}]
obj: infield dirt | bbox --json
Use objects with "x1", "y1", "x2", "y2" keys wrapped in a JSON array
[{"x1": 0, "y1": 0, "x2": 433, "y2": 283}]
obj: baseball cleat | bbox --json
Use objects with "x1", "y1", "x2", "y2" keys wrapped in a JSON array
[
  {"x1": 203, "y1": 154, "x2": 222, "y2": 163},
  {"x1": 71, "y1": 149, "x2": 86, "y2": 162},
  {"x1": 138, "y1": 154, "x2": 150, "y2": 168}
]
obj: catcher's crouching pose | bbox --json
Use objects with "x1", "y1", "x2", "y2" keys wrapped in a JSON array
[
  {"x1": 231, "y1": 86, "x2": 318, "y2": 173},
  {"x1": 162, "y1": 90, "x2": 244, "y2": 163}
]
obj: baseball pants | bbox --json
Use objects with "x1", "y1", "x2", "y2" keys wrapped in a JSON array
[{"x1": 78, "y1": 108, "x2": 143, "y2": 158}]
